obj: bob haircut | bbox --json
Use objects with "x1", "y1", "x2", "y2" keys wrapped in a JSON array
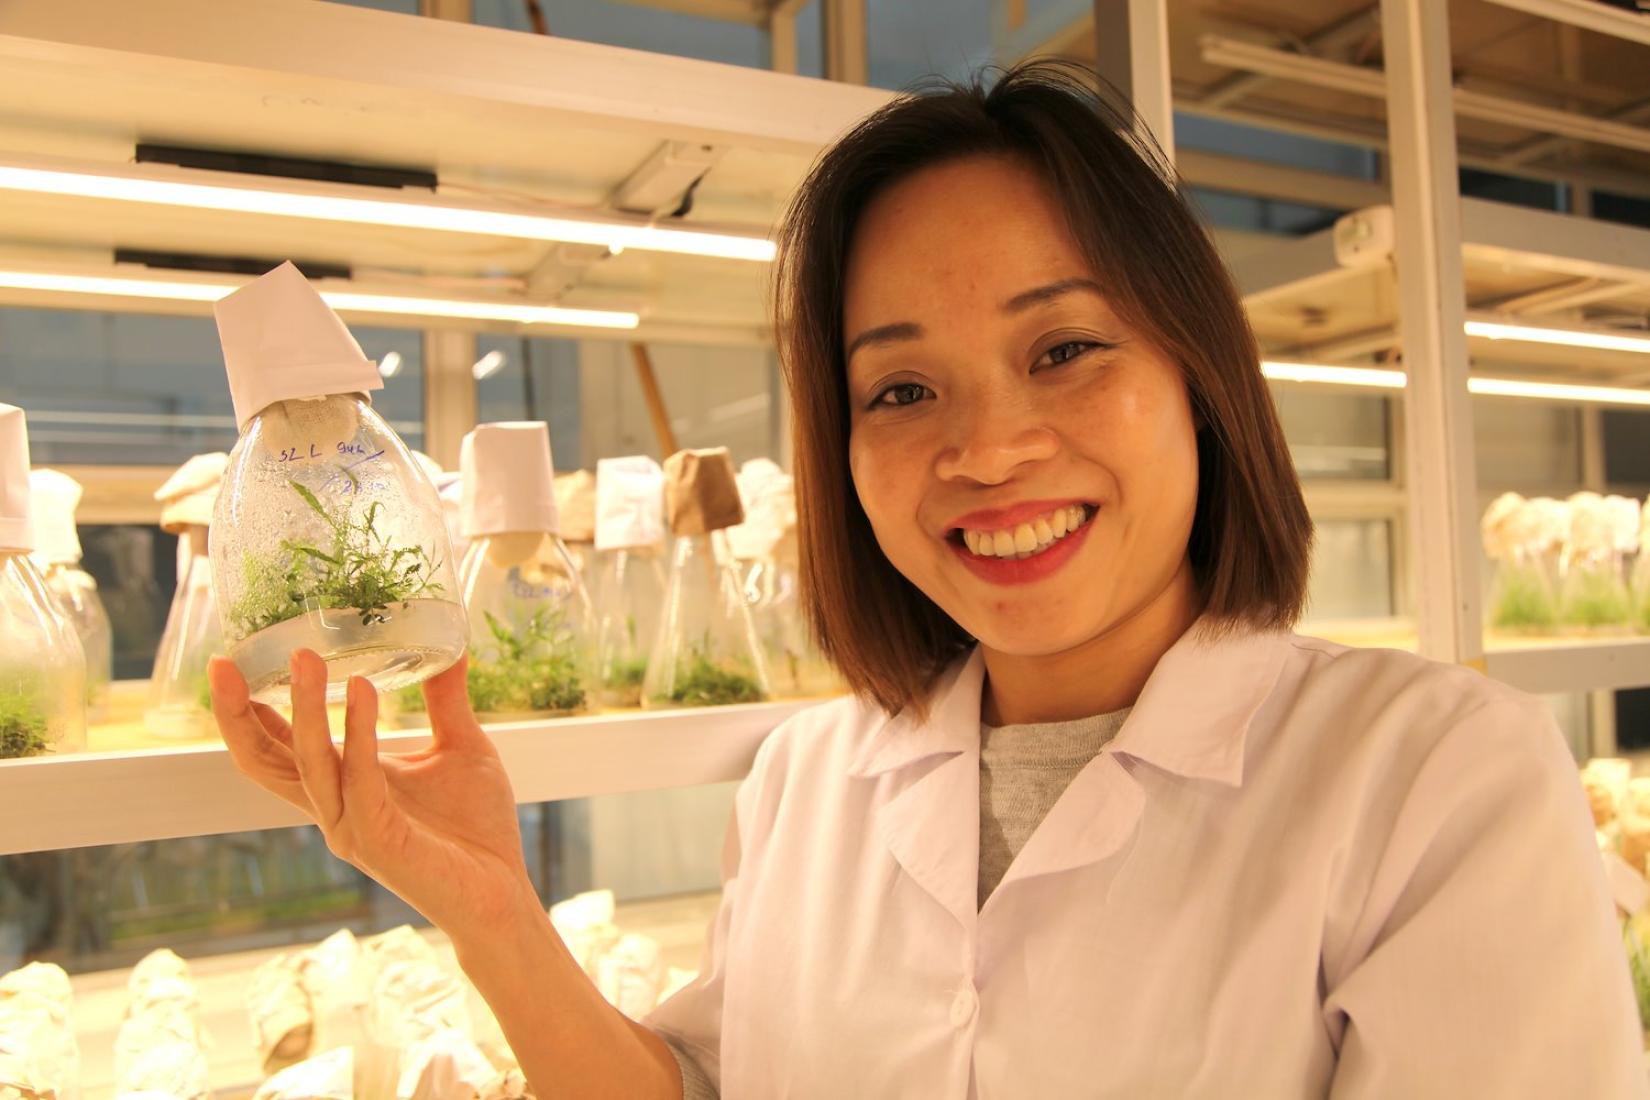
[{"x1": 777, "y1": 59, "x2": 1313, "y2": 718}]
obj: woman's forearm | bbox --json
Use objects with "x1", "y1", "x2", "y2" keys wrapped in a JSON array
[{"x1": 450, "y1": 886, "x2": 683, "y2": 1100}]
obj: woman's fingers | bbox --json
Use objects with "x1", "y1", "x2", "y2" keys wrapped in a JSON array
[
  {"x1": 422, "y1": 653, "x2": 488, "y2": 750},
  {"x1": 341, "y1": 676, "x2": 390, "y2": 828},
  {"x1": 207, "y1": 657, "x2": 311, "y2": 811},
  {"x1": 287, "y1": 649, "x2": 345, "y2": 831}
]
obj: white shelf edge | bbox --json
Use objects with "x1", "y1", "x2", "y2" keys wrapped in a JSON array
[
  {"x1": 1484, "y1": 636, "x2": 1650, "y2": 695},
  {"x1": 1483, "y1": 0, "x2": 1650, "y2": 48},
  {"x1": 0, "y1": 699, "x2": 820, "y2": 856}
]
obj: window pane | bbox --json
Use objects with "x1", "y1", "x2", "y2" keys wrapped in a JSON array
[
  {"x1": 1271, "y1": 387, "x2": 1390, "y2": 480},
  {"x1": 1303, "y1": 517, "x2": 1394, "y2": 622},
  {"x1": 80, "y1": 525, "x2": 177, "y2": 681},
  {"x1": 868, "y1": 0, "x2": 993, "y2": 89},
  {"x1": 0, "y1": 308, "x2": 424, "y2": 465},
  {"x1": 1473, "y1": 396, "x2": 1581, "y2": 492},
  {"x1": 475, "y1": 334, "x2": 583, "y2": 466}
]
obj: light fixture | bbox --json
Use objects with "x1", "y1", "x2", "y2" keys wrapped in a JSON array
[
  {"x1": 377, "y1": 351, "x2": 403, "y2": 379},
  {"x1": 0, "y1": 155, "x2": 777, "y2": 262},
  {"x1": 1261, "y1": 359, "x2": 1650, "y2": 407},
  {"x1": 0, "y1": 267, "x2": 639, "y2": 330},
  {"x1": 472, "y1": 350, "x2": 507, "y2": 381},
  {"x1": 1465, "y1": 317, "x2": 1650, "y2": 356}
]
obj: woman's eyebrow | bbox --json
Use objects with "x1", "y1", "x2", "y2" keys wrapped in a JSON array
[
  {"x1": 1001, "y1": 277, "x2": 1103, "y2": 313},
  {"x1": 845, "y1": 321, "x2": 923, "y2": 362}
]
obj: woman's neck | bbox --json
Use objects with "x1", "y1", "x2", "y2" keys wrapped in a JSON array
[{"x1": 979, "y1": 560, "x2": 1202, "y2": 726}]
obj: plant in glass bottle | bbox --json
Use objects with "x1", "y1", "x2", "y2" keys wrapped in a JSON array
[
  {"x1": 147, "y1": 453, "x2": 231, "y2": 738},
  {"x1": 210, "y1": 263, "x2": 466, "y2": 704},
  {"x1": 593, "y1": 456, "x2": 668, "y2": 708},
  {"x1": 729, "y1": 459, "x2": 839, "y2": 700},
  {"x1": 1558, "y1": 492, "x2": 1634, "y2": 633},
  {"x1": 0, "y1": 404, "x2": 87, "y2": 759},
  {"x1": 453, "y1": 422, "x2": 597, "y2": 720},
  {"x1": 643, "y1": 448, "x2": 768, "y2": 709},
  {"x1": 1481, "y1": 492, "x2": 1559, "y2": 634},
  {"x1": 29, "y1": 467, "x2": 113, "y2": 717},
  {"x1": 1634, "y1": 498, "x2": 1650, "y2": 634}
]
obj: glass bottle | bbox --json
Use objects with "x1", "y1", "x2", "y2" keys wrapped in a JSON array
[
  {"x1": 593, "y1": 456, "x2": 667, "y2": 709},
  {"x1": 453, "y1": 423, "x2": 597, "y2": 719},
  {"x1": 210, "y1": 263, "x2": 465, "y2": 704},
  {"x1": 1558, "y1": 492, "x2": 1633, "y2": 633},
  {"x1": 644, "y1": 449, "x2": 768, "y2": 709},
  {"x1": 0, "y1": 404, "x2": 87, "y2": 758},
  {"x1": 149, "y1": 526, "x2": 226, "y2": 738},
  {"x1": 29, "y1": 468, "x2": 113, "y2": 718},
  {"x1": 555, "y1": 470, "x2": 601, "y2": 588}
]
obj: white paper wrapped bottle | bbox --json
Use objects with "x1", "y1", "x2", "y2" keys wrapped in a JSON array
[
  {"x1": 29, "y1": 467, "x2": 113, "y2": 716},
  {"x1": 210, "y1": 263, "x2": 466, "y2": 703},
  {"x1": 147, "y1": 453, "x2": 231, "y2": 737},
  {"x1": 593, "y1": 456, "x2": 667, "y2": 707},
  {"x1": 643, "y1": 448, "x2": 768, "y2": 709},
  {"x1": 455, "y1": 423, "x2": 597, "y2": 718},
  {"x1": 0, "y1": 405, "x2": 86, "y2": 759}
]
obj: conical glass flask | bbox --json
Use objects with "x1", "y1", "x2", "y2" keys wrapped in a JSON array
[
  {"x1": 643, "y1": 449, "x2": 767, "y2": 709},
  {"x1": 0, "y1": 405, "x2": 86, "y2": 758},
  {"x1": 555, "y1": 469, "x2": 600, "y2": 591},
  {"x1": 593, "y1": 456, "x2": 667, "y2": 709},
  {"x1": 210, "y1": 264, "x2": 465, "y2": 704},
  {"x1": 593, "y1": 546, "x2": 666, "y2": 708},
  {"x1": 148, "y1": 526, "x2": 226, "y2": 738},
  {"x1": 453, "y1": 423, "x2": 597, "y2": 719},
  {"x1": 29, "y1": 468, "x2": 112, "y2": 716}
]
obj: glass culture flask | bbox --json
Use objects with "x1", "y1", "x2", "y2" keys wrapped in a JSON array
[
  {"x1": 555, "y1": 469, "x2": 600, "y2": 587},
  {"x1": 210, "y1": 263, "x2": 465, "y2": 704},
  {"x1": 593, "y1": 455, "x2": 668, "y2": 708},
  {"x1": 729, "y1": 460, "x2": 837, "y2": 700},
  {"x1": 643, "y1": 448, "x2": 768, "y2": 709},
  {"x1": 30, "y1": 467, "x2": 113, "y2": 717},
  {"x1": 455, "y1": 422, "x2": 597, "y2": 719},
  {"x1": 147, "y1": 453, "x2": 231, "y2": 738},
  {"x1": 1558, "y1": 492, "x2": 1635, "y2": 632},
  {"x1": 0, "y1": 404, "x2": 87, "y2": 758}
]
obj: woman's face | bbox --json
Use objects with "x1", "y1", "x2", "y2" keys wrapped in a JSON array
[{"x1": 843, "y1": 155, "x2": 1201, "y2": 659}]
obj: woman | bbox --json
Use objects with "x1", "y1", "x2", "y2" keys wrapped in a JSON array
[{"x1": 210, "y1": 61, "x2": 1644, "y2": 1097}]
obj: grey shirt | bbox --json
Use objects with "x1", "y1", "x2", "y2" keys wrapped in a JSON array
[{"x1": 669, "y1": 707, "x2": 1130, "y2": 1098}]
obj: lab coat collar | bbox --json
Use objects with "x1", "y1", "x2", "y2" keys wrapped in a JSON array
[{"x1": 846, "y1": 620, "x2": 1291, "y2": 788}]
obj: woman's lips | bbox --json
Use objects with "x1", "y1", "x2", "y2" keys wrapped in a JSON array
[{"x1": 947, "y1": 507, "x2": 1096, "y2": 587}]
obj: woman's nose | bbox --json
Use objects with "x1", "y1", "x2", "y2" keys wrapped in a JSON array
[{"x1": 933, "y1": 392, "x2": 1059, "y2": 486}]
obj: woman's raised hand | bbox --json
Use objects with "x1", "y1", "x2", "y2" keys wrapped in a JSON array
[{"x1": 208, "y1": 650, "x2": 541, "y2": 939}]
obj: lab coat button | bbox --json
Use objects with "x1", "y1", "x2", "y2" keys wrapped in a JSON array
[{"x1": 950, "y1": 985, "x2": 978, "y2": 1027}]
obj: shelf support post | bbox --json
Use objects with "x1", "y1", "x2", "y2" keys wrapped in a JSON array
[
  {"x1": 1380, "y1": 0, "x2": 1483, "y2": 666},
  {"x1": 1091, "y1": 0, "x2": 1174, "y2": 162}
]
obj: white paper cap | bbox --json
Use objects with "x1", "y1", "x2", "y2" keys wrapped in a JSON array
[
  {"x1": 727, "y1": 458, "x2": 796, "y2": 561},
  {"x1": 0, "y1": 404, "x2": 33, "y2": 553},
  {"x1": 213, "y1": 261, "x2": 383, "y2": 431},
  {"x1": 594, "y1": 456, "x2": 665, "y2": 552},
  {"x1": 28, "y1": 468, "x2": 83, "y2": 565},
  {"x1": 154, "y1": 452, "x2": 230, "y2": 533},
  {"x1": 460, "y1": 422, "x2": 558, "y2": 538}
]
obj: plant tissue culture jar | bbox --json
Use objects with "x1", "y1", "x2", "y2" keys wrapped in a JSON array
[
  {"x1": 455, "y1": 422, "x2": 597, "y2": 720},
  {"x1": 148, "y1": 452, "x2": 231, "y2": 737},
  {"x1": 0, "y1": 404, "x2": 87, "y2": 758},
  {"x1": 643, "y1": 448, "x2": 769, "y2": 709},
  {"x1": 593, "y1": 455, "x2": 668, "y2": 708},
  {"x1": 210, "y1": 263, "x2": 465, "y2": 704},
  {"x1": 30, "y1": 467, "x2": 112, "y2": 717}
]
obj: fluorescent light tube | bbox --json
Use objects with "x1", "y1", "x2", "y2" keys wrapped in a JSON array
[
  {"x1": 377, "y1": 351, "x2": 403, "y2": 378},
  {"x1": 0, "y1": 268, "x2": 639, "y2": 330},
  {"x1": 1261, "y1": 358, "x2": 1650, "y2": 407},
  {"x1": 472, "y1": 350, "x2": 507, "y2": 381},
  {"x1": 0, "y1": 157, "x2": 777, "y2": 262},
  {"x1": 1465, "y1": 318, "x2": 1650, "y2": 356}
]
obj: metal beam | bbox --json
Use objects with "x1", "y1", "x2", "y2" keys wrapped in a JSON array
[
  {"x1": 1092, "y1": 0, "x2": 1174, "y2": 160},
  {"x1": 824, "y1": 0, "x2": 867, "y2": 84},
  {"x1": 608, "y1": 0, "x2": 771, "y2": 26},
  {"x1": 1201, "y1": 35, "x2": 1650, "y2": 157},
  {"x1": 1199, "y1": 3, "x2": 1379, "y2": 110},
  {"x1": 1482, "y1": 0, "x2": 1650, "y2": 48},
  {"x1": 1177, "y1": 148, "x2": 1387, "y2": 210},
  {"x1": 1380, "y1": 0, "x2": 1483, "y2": 664}
]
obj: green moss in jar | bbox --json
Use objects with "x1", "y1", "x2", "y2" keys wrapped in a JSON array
[{"x1": 0, "y1": 690, "x2": 50, "y2": 759}]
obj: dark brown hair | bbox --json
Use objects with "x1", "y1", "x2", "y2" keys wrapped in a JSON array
[{"x1": 778, "y1": 59, "x2": 1312, "y2": 717}]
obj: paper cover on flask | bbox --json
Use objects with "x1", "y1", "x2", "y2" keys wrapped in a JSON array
[
  {"x1": 460, "y1": 422, "x2": 559, "y2": 538},
  {"x1": 28, "y1": 468, "x2": 83, "y2": 565},
  {"x1": 595, "y1": 456, "x2": 665, "y2": 552},
  {"x1": 213, "y1": 262, "x2": 383, "y2": 431},
  {"x1": 0, "y1": 404, "x2": 34, "y2": 553}
]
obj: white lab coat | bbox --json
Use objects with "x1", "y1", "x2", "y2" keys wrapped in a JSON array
[{"x1": 647, "y1": 625, "x2": 1647, "y2": 1098}]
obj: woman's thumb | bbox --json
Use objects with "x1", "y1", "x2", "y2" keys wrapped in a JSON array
[{"x1": 422, "y1": 653, "x2": 484, "y2": 744}]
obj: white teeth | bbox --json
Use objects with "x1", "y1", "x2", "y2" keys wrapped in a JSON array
[{"x1": 962, "y1": 505, "x2": 1092, "y2": 559}]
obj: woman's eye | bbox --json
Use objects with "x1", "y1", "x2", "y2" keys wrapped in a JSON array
[
  {"x1": 871, "y1": 382, "x2": 931, "y2": 409},
  {"x1": 1038, "y1": 341, "x2": 1098, "y2": 368}
]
